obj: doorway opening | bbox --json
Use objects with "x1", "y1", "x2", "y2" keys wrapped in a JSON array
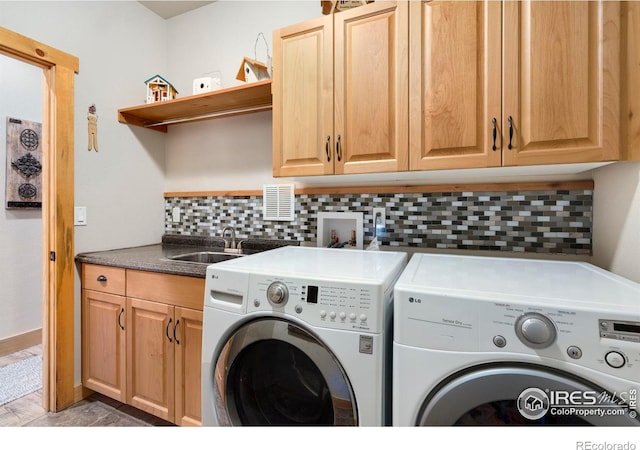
[{"x1": 0, "y1": 26, "x2": 79, "y2": 412}]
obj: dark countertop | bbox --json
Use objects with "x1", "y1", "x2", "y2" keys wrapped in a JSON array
[{"x1": 75, "y1": 235, "x2": 300, "y2": 278}]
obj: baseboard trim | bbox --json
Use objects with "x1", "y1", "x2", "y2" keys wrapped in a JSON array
[{"x1": 0, "y1": 329, "x2": 42, "y2": 357}]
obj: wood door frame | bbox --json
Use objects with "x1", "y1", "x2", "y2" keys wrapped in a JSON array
[{"x1": 0, "y1": 27, "x2": 78, "y2": 412}]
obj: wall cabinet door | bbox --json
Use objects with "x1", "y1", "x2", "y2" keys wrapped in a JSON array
[
  {"x1": 126, "y1": 297, "x2": 175, "y2": 422},
  {"x1": 273, "y1": 1, "x2": 408, "y2": 177},
  {"x1": 174, "y1": 307, "x2": 203, "y2": 427},
  {"x1": 334, "y1": 1, "x2": 409, "y2": 174},
  {"x1": 81, "y1": 290, "x2": 127, "y2": 402},
  {"x1": 503, "y1": 1, "x2": 620, "y2": 166},
  {"x1": 624, "y1": 1, "x2": 640, "y2": 160},
  {"x1": 409, "y1": 1, "x2": 502, "y2": 170},
  {"x1": 410, "y1": 0, "x2": 620, "y2": 170},
  {"x1": 273, "y1": 14, "x2": 333, "y2": 177}
]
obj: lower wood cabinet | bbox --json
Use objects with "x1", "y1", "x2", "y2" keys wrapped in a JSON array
[
  {"x1": 127, "y1": 298, "x2": 203, "y2": 425},
  {"x1": 81, "y1": 264, "x2": 204, "y2": 426},
  {"x1": 82, "y1": 289, "x2": 127, "y2": 403}
]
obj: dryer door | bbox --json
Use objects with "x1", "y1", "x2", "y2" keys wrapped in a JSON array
[
  {"x1": 418, "y1": 365, "x2": 639, "y2": 426},
  {"x1": 213, "y1": 318, "x2": 357, "y2": 426}
]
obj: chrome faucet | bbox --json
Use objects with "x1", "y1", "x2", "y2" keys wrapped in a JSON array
[{"x1": 221, "y1": 226, "x2": 236, "y2": 249}]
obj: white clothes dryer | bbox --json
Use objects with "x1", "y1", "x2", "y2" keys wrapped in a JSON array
[
  {"x1": 393, "y1": 253, "x2": 640, "y2": 426},
  {"x1": 202, "y1": 246, "x2": 407, "y2": 426}
]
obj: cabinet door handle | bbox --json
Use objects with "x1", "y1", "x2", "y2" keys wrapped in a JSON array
[
  {"x1": 173, "y1": 320, "x2": 180, "y2": 345},
  {"x1": 118, "y1": 308, "x2": 125, "y2": 331},
  {"x1": 166, "y1": 318, "x2": 173, "y2": 343},
  {"x1": 336, "y1": 134, "x2": 342, "y2": 162},
  {"x1": 97, "y1": 275, "x2": 107, "y2": 282},
  {"x1": 492, "y1": 118, "x2": 497, "y2": 151},
  {"x1": 325, "y1": 135, "x2": 331, "y2": 162},
  {"x1": 508, "y1": 116, "x2": 514, "y2": 150}
]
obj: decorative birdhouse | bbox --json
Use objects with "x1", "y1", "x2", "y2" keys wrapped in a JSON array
[
  {"x1": 235, "y1": 57, "x2": 270, "y2": 84},
  {"x1": 144, "y1": 74, "x2": 178, "y2": 104},
  {"x1": 321, "y1": 0, "x2": 372, "y2": 15}
]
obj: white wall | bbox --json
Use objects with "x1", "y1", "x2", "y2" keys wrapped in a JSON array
[
  {"x1": 0, "y1": 55, "x2": 42, "y2": 341},
  {"x1": 1, "y1": 1, "x2": 168, "y2": 253},
  {"x1": 592, "y1": 161, "x2": 640, "y2": 283},
  {"x1": 1, "y1": 1, "x2": 169, "y2": 380},
  {"x1": 164, "y1": 0, "x2": 318, "y2": 191}
]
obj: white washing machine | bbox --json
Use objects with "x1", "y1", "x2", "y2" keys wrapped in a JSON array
[
  {"x1": 393, "y1": 253, "x2": 640, "y2": 426},
  {"x1": 202, "y1": 246, "x2": 407, "y2": 426}
]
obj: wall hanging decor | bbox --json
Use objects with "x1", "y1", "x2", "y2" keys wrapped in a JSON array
[
  {"x1": 5, "y1": 117, "x2": 43, "y2": 209},
  {"x1": 87, "y1": 104, "x2": 98, "y2": 152}
]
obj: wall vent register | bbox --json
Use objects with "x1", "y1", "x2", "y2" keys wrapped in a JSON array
[{"x1": 263, "y1": 184, "x2": 294, "y2": 221}]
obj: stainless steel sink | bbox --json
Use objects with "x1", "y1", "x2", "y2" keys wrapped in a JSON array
[{"x1": 167, "y1": 251, "x2": 244, "y2": 264}]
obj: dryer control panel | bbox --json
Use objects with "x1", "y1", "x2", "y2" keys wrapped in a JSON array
[
  {"x1": 394, "y1": 289, "x2": 640, "y2": 381},
  {"x1": 599, "y1": 319, "x2": 640, "y2": 343},
  {"x1": 245, "y1": 275, "x2": 388, "y2": 333}
]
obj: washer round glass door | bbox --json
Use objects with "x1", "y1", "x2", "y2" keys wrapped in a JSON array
[
  {"x1": 418, "y1": 364, "x2": 639, "y2": 426},
  {"x1": 213, "y1": 318, "x2": 357, "y2": 426}
]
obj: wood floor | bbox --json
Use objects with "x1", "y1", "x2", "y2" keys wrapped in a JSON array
[{"x1": 0, "y1": 345, "x2": 174, "y2": 427}]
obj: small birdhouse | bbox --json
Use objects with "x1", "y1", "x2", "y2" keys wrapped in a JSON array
[
  {"x1": 235, "y1": 57, "x2": 270, "y2": 84},
  {"x1": 145, "y1": 74, "x2": 178, "y2": 104},
  {"x1": 321, "y1": 0, "x2": 373, "y2": 15}
]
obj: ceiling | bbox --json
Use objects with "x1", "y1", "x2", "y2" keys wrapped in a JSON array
[{"x1": 139, "y1": 1, "x2": 216, "y2": 19}]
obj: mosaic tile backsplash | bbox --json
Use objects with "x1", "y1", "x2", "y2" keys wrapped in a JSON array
[{"x1": 165, "y1": 189, "x2": 593, "y2": 254}]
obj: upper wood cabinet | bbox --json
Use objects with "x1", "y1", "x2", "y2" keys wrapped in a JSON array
[
  {"x1": 272, "y1": 1, "x2": 409, "y2": 177},
  {"x1": 623, "y1": 1, "x2": 640, "y2": 160},
  {"x1": 504, "y1": 1, "x2": 620, "y2": 166},
  {"x1": 409, "y1": 1, "x2": 501, "y2": 170},
  {"x1": 410, "y1": 0, "x2": 620, "y2": 170}
]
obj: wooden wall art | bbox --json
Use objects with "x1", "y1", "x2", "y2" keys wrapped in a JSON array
[{"x1": 5, "y1": 117, "x2": 42, "y2": 208}]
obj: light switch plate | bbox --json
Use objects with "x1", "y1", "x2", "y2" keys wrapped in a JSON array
[{"x1": 74, "y1": 206, "x2": 87, "y2": 226}]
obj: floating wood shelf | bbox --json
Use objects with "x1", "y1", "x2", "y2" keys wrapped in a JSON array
[{"x1": 117, "y1": 80, "x2": 272, "y2": 132}]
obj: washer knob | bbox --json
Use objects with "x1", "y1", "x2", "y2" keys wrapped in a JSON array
[
  {"x1": 515, "y1": 313, "x2": 556, "y2": 349},
  {"x1": 605, "y1": 351, "x2": 626, "y2": 369},
  {"x1": 267, "y1": 281, "x2": 289, "y2": 305},
  {"x1": 339, "y1": 312, "x2": 346, "y2": 321}
]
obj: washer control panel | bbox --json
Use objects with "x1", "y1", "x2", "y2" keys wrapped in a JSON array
[
  {"x1": 246, "y1": 275, "x2": 384, "y2": 333},
  {"x1": 266, "y1": 281, "x2": 289, "y2": 305}
]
